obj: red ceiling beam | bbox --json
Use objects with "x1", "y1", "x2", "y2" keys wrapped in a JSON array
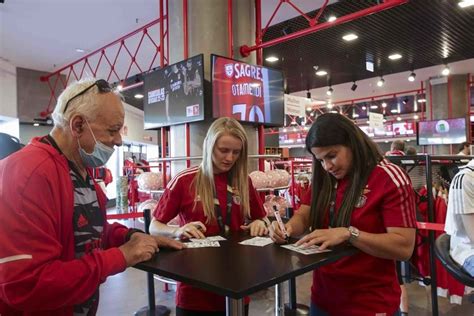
[{"x1": 240, "y1": 0, "x2": 409, "y2": 57}]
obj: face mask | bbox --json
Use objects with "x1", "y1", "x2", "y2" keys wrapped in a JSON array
[{"x1": 78, "y1": 120, "x2": 115, "y2": 167}]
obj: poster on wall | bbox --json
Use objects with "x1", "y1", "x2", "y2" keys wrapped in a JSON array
[{"x1": 211, "y1": 54, "x2": 284, "y2": 126}]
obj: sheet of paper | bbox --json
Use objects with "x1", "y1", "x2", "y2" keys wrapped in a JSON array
[
  {"x1": 189, "y1": 236, "x2": 226, "y2": 242},
  {"x1": 239, "y1": 237, "x2": 274, "y2": 247},
  {"x1": 185, "y1": 240, "x2": 221, "y2": 248},
  {"x1": 281, "y1": 243, "x2": 331, "y2": 255}
]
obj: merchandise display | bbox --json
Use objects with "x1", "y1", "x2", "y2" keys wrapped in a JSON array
[
  {"x1": 136, "y1": 172, "x2": 164, "y2": 191},
  {"x1": 249, "y1": 169, "x2": 290, "y2": 189},
  {"x1": 263, "y1": 194, "x2": 289, "y2": 216}
]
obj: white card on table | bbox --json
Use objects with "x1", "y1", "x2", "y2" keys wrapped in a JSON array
[
  {"x1": 189, "y1": 236, "x2": 227, "y2": 243},
  {"x1": 185, "y1": 240, "x2": 220, "y2": 248},
  {"x1": 239, "y1": 237, "x2": 274, "y2": 247},
  {"x1": 281, "y1": 243, "x2": 331, "y2": 255}
]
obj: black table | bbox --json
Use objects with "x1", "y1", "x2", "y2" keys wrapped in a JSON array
[{"x1": 135, "y1": 232, "x2": 356, "y2": 316}]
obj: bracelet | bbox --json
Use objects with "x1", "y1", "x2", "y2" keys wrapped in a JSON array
[{"x1": 125, "y1": 228, "x2": 145, "y2": 242}]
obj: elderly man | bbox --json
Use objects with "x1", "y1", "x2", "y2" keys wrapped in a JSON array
[{"x1": 0, "y1": 78, "x2": 183, "y2": 315}]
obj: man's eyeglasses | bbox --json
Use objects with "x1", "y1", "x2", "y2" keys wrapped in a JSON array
[{"x1": 63, "y1": 79, "x2": 112, "y2": 114}]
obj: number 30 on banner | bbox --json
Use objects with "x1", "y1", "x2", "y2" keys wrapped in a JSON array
[{"x1": 232, "y1": 104, "x2": 264, "y2": 122}]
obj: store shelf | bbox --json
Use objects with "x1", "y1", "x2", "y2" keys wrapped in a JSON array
[
  {"x1": 137, "y1": 188, "x2": 165, "y2": 194},
  {"x1": 256, "y1": 185, "x2": 290, "y2": 192},
  {"x1": 148, "y1": 154, "x2": 281, "y2": 162}
]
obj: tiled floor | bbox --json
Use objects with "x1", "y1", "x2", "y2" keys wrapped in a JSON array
[
  {"x1": 99, "y1": 219, "x2": 474, "y2": 315},
  {"x1": 98, "y1": 258, "x2": 474, "y2": 316}
]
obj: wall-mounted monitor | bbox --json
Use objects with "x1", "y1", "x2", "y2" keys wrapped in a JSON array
[
  {"x1": 417, "y1": 117, "x2": 467, "y2": 145},
  {"x1": 144, "y1": 54, "x2": 205, "y2": 129},
  {"x1": 211, "y1": 54, "x2": 284, "y2": 127}
]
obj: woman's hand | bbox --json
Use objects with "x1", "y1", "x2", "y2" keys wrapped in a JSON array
[
  {"x1": 240, "y1": 219, "x2": 268, "y2": 236},
  {"x1": 295, "y1": 227, "x2": 350, "y2": 250},
  {"x1": 269, "y1": 221, "x2": 293, "y2": 244},
  {"x1": 174, "y1": 221, "x2": 207, "y2": 239}
]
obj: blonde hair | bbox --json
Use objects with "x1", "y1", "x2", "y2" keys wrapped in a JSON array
[{"x1": 194, "y1": 117, "x2": 250, "y2": 222}]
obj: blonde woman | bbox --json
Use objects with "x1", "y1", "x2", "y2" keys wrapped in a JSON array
[{"x1": 150, "y1": 117, "x2": 267, "y2": 316}]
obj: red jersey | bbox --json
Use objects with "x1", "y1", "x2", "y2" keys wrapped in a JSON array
[
  {"x1": 302, "y1": 160, "x2": 416, "y2": 316},
  {"x1": 153, "y1": 166, "x2": 266, "y2": 311}
]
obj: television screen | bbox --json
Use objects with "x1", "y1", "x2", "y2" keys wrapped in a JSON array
[
  {"x1": 211, "y1": 54, "x2": 284, "y2": 126},
  {"x1": 144, "y1": 54, "x2": 205, "y2": 129},
  {"x1": 417, "y1": 117, "x2": 467, "y2": 145}
]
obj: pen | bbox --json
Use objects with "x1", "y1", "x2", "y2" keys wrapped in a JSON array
[{"x1": 273, "y1": 205, "x2": 289, "y2": 241}]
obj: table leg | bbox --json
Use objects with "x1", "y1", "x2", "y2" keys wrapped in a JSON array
[
  {"x1": 275, "y1": 283, "x2": 284, "y2": 316},
  {"x1": 225, "y1": 297, "x2": 245, "y2": 316}
]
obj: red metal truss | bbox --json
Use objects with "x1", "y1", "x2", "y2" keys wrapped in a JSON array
[
  {"x1": 241, "y1": 0, "x2": 409, "y2": 57},
  {"x1": 39, "y1": 0, "x2": 169, "y2": 118}
]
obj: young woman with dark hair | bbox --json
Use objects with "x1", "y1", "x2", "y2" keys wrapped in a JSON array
[{"x1": 272, "y1": 113, "x2": 417, "y2": 316}]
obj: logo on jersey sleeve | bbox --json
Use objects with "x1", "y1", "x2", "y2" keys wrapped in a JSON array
[{"x1": 355, "y1": 186, "x2": 371, "y2": 208}]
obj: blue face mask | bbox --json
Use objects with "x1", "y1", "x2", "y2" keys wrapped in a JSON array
[{"x1": 78, "y1": 120, "x2": 115, "y2": 168}]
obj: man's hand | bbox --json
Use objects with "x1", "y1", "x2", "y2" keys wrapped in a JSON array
[{"x1": 119, "y1": 233, "x2": 184, "y2": 267}]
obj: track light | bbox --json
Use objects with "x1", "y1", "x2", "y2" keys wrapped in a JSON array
[
  {"x1": 442, "y1": 64, "x2": 450, "y2": 76},
  {"x1": 408, "y1": 72, "x2": 416, "y2": 82},
  {"x1": 326, "y1": 86, "x2": 333, "y2": 96},
  {"x1": 377, "y1": 77, "x2": 385, "y2": 87},
  {"x1": 351, "y1": 82, "x2": 358, "y2": 91}
]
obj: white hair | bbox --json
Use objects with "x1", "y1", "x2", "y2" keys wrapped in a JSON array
[{"x1": 51, "y1": 78, "x2": 121, "y2": 128}]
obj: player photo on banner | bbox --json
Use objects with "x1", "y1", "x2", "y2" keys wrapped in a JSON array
[
  {"x1": 144, "y1": 54, "x2": 205, "y2": 129},
  {"x1": 211, "y1": 55, "x2": 284, "y2": 126}
]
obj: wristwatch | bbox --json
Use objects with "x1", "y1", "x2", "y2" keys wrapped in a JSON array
[{"x1": 348, "y1": 226, "x2": 360, "y2": 243}]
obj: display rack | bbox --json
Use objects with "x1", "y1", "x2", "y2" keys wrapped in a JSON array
[
  {"x1": 256, "y1": 185, "x2": 290, "y2": 192},
  {"x1": 387, "y1": 154, "x2": 474, "y2": 316}
]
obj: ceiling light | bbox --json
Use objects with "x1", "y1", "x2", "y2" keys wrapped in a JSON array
[
  {"x1": 408, "y1": 72, "x2": 416, "y2": 82},
  {"x1": 75, "y1": 48, "x2": 86, "y2": 53},
  {"x1": 391, "y1": 109, "x2": 398, "y2": 113},
  {"x1": 362, "y1": 106, "x2": 367, "y2": 110},
  {"x1": 414, "y1": 114, "x2": 419, "y2": 120},
  {"x1": 370, "y1": 105, "x2": 378, "y2": 109},
  {"x1": 351, "y1": 82, "x2": 358, "y2": 91},
  {"x1": 417, "y1": 98, "x2": 426, "y2": 103},
  {"x1": 342, "y1": 33, "x2": 358, "y2": 41},
  {"x1": 310, "y1": 112, "x2": 315, "y2": 117},
  {"x1": 326, "y1": 87, "x2": 333, "y2": 96},
  {"x1": 306, "y1": 106, "x2": 312, "y2": 111},
  {"x1": 117, "y1": 84, "x2": 124, "y2": 91},
  {"x1": 396, "y1": 116, "x2": 402, "y2": 121},
  {"x1": 327, "y1": 103, "x2": 333, "y2": 109},
  {"x1": 459, "y1": 0, "x2": 474, "y2": 8},
  {"x1": 134, "y1": 93, "x2": 144, "y2": 99},
  {"x1": 328, "y1": 15, "x2": 337, "y2": 22},
  {"x1": 265, "y1": 56, "x2": 279, "y2": 62},
  {"x1": 353, "y1": 114, "x2": 359, "y2": 118},
  {"x1": 377, "y1": 77, "x2": 385, "y2": 87},
  {"x1": 33, "y1": 123, "x2": 40, "y2": 127},
  {"x1": 442, "y1": 64, "x2": 450, "y2": 76},
  {"x1": 381, "y1": 102, "x2": 387, "y2": 108},
  {"x1": 316, "y1": 70, "x2": 328, "y2": 76},
  {"x1": 388, "y1": 53, "x2": 402, "y2": 60},
  {"x1": 383, "y1": 119, "x2": 387, "y2": 123}
]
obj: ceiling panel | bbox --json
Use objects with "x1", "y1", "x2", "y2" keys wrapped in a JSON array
[{"x1": 262, "y1": 0, "x2": 474, "y2": 94}]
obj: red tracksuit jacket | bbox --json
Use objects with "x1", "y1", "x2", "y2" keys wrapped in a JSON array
[{"x1": 0, "y1": 137, "x2": 128, "y2": 315}]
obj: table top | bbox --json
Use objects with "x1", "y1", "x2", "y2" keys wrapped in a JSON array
[{"x1": 135, "y1": 232, "x2": 357, "y2": 299}]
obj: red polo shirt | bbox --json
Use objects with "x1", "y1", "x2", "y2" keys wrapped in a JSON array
[
  {"x1": 153, "y1": 166, "x2": 266, "y2": 311},
  {"x1": 301, "y1": 160, "x2": 416, "y2": 316}
]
